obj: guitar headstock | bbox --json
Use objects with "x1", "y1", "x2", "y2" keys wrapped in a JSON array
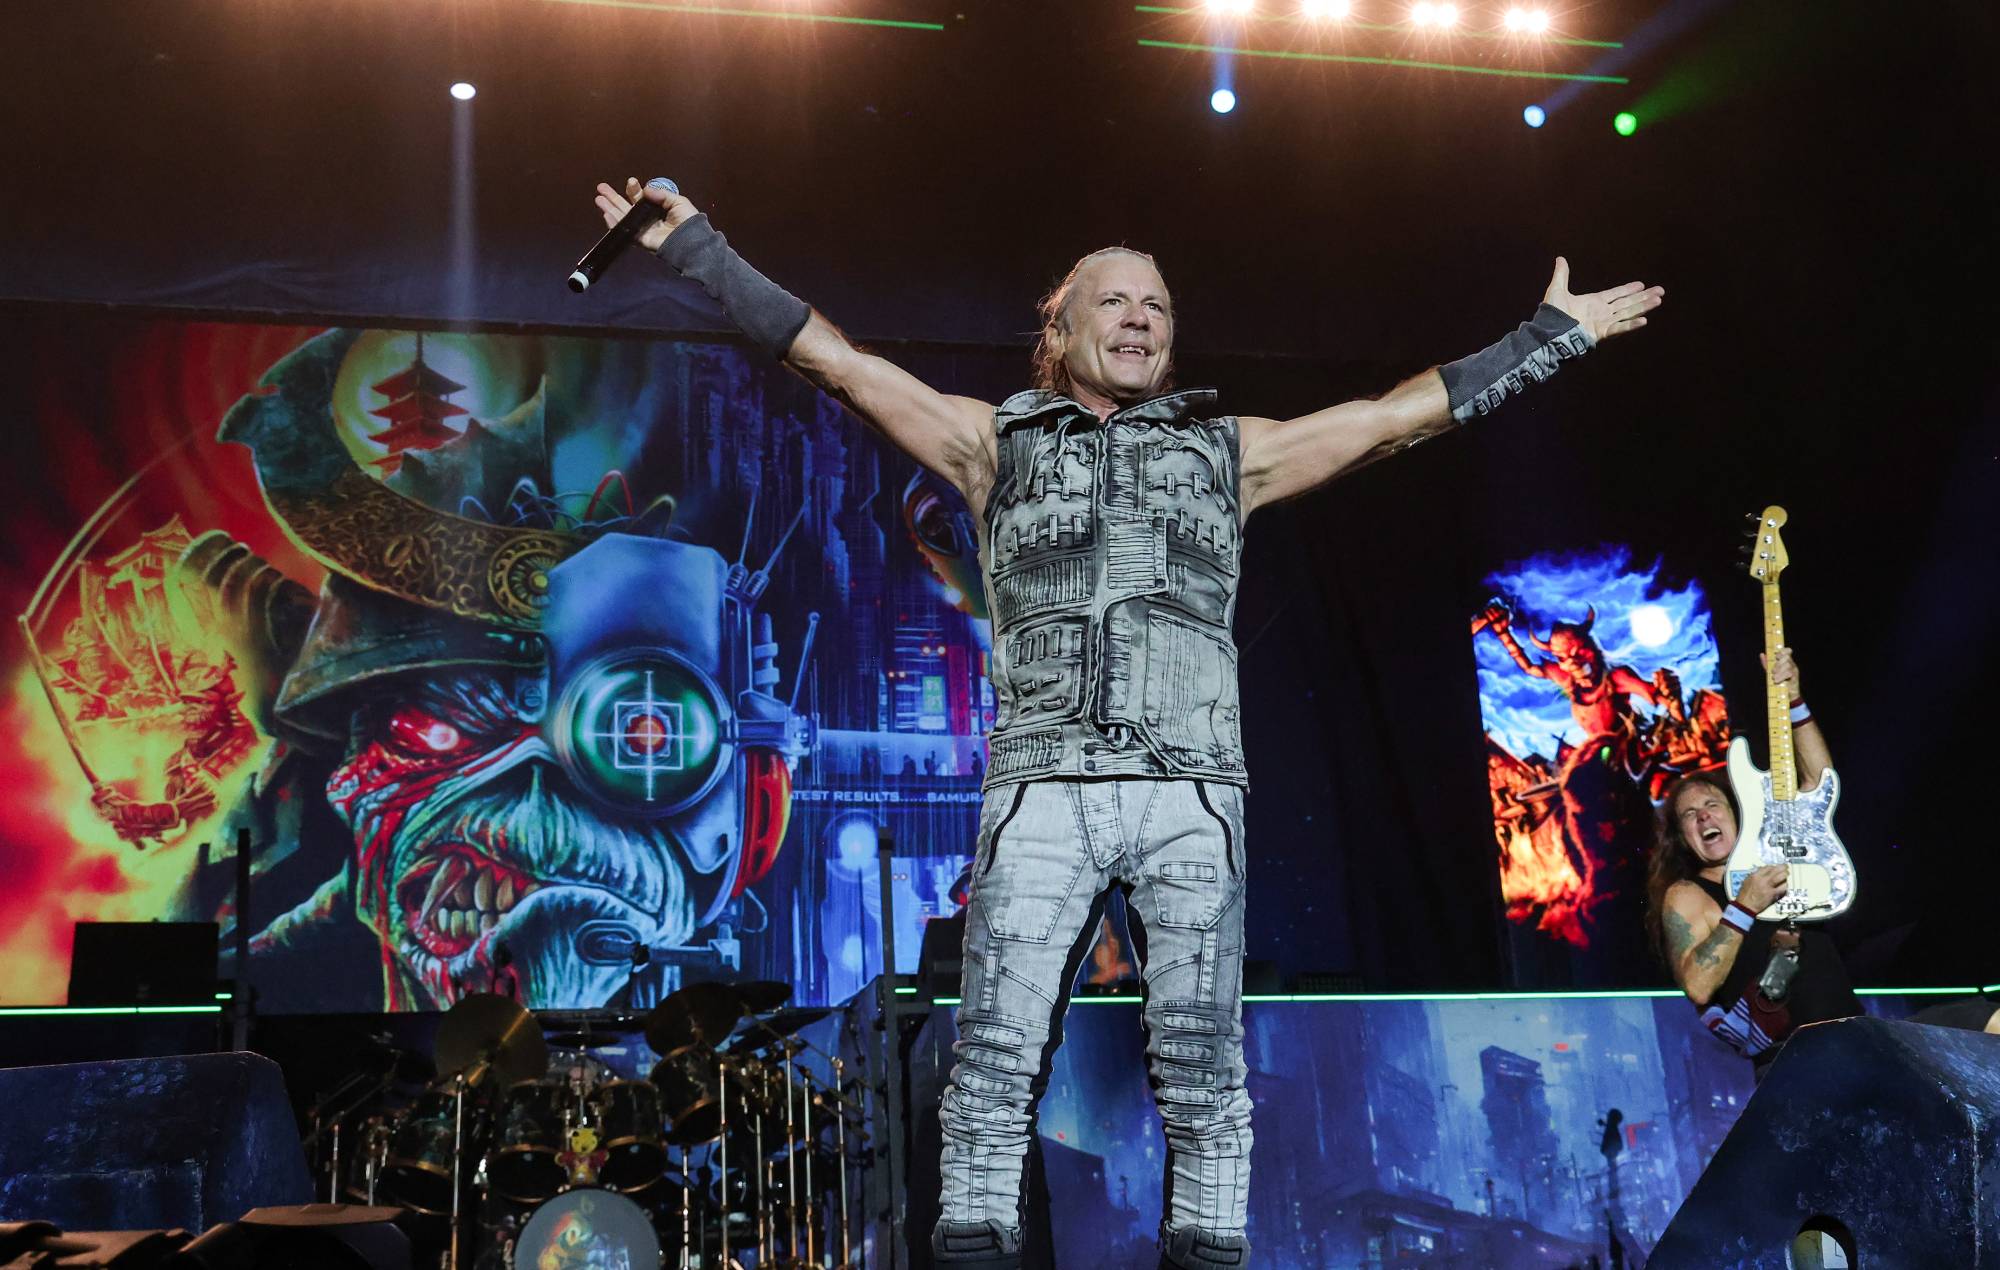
[{"x1": 1741, "y1": 505, "x2": 1790, "y2": 582}]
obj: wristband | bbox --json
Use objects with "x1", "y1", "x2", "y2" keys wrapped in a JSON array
[
  {"x1": 1789, "y1": 700, "x2": 1812, "y2": 727},
  {"x1": 1441, "y1": 303, "x2": 1595, "y2": 423},
  {"x1": 657, "y1": 214, "x2": 812, "y2": 360},
  {"x1": 1720, "y1": 900, "x2": 1757, "y2": 933}
]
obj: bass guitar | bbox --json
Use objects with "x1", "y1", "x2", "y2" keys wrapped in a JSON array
[{"x1": 1723, "y1": 505, "x2": 1856, "y2": 921}]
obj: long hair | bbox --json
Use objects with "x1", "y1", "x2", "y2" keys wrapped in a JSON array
[
  {"x1": 1644, "y1": 771, "x2": 1740, "y2": 964},
  {"x1": 1029, "y1": 247, "x2": 1173, "y2": 397}
]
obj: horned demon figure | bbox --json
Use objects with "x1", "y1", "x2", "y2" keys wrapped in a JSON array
[{"x1": 174, "y1": 330, "x2": 812, "y2": 1010}]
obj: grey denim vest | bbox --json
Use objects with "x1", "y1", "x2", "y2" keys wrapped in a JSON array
[{"x1": 979, "y1": 387, "x2": 1247, "y2": 788}]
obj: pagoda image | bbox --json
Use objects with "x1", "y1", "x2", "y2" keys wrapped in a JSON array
[{"x1": 367, "y1": 332, "x2": 471, "y2": 473}]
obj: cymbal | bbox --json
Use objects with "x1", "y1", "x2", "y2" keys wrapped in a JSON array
[
  {"x1": 541, "y1": 1014, "x2": 644, "y2": 1050},
  {"x1": 733, "y1": 1007, "x2": 833, "y2": 1049},
  {"x1": 544, "y1": 1032, "x2": 613, "y2": 1049},
  {"x1": 644, "y1": 981, "x2": 747, "y2": 1053},
  {"x1": 434, "y1": 992, "x2": 547, "y2": 1089},
  {"x1": 733, "y1": 980, "x2": 792, "y2": 1013}
]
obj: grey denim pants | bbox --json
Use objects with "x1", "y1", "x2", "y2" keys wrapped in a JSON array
[{"x1": 934, "y1": 777, "x2": 1253, "y2": 1258}]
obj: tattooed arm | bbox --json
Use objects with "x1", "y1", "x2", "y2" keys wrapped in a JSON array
[{"x1": 1662, "y1": 881, "x2": 1745, "y2": 1008}]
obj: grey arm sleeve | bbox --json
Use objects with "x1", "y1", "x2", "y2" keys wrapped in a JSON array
[
  {"x1": 656, "y1": 213, "x2": 812, "y2": 360},
  {"x1": 1440, "y1": 303, "x2": 1595, "y2": 423}
]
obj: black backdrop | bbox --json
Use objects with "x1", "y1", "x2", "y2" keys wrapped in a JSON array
[{"x1": 4, "y1": 0, "x2": 1996, "y2": 989}]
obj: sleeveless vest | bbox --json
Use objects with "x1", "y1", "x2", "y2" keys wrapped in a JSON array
[{"x1": 979, "y1": 388, "x2": 1247, "y2": 788}]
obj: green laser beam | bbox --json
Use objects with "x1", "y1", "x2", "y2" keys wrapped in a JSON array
[
  {"x1": 1139, "y1": 37, "x2": 1630, "y2": 83},
  {"x1": 1134, "y1": 4, "x2": 1622, "y2": 50},
  {"x1": 537, "y1": 0, "x2": 945, "y2": 31}
]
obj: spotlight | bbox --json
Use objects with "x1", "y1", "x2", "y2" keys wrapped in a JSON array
[
  {"x1": 1412, "y1": 2, "x2": 1455, "y2": 26},
  {"x1": 1526, "y1": 9, "x2": 1550, "y2": 31},
  {"x1": 1614, "y1": 111, "x2": 1638, "y2": 136},
  {"x1": 1435, "y1": 4, "x2": 1457, "y2": 25},
  {"x1": 449, "y1": 81, "x2": 476, "y2": 101},
  {"x1": 1523, "y1": 103, "x2": 1546, "y2": 128},
  {"x1": 1411, "y1": 1, "x2": 1433, "y2": 21},
  {"x1": 1211, "y1": 88, "x2": 1238, "y2": 113}
]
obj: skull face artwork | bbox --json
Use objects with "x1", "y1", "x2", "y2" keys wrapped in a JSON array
[
  {"x1": 207, "y1": 330, "x2": 811, "y2": 1009},
  {"x1": 326, "y1": 669, "x2": 700, "y2": 1009}
]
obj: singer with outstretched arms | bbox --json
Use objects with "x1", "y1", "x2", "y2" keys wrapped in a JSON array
[{"x1": 591, "y1": 175, "x2": 1664, "y2": 1270}]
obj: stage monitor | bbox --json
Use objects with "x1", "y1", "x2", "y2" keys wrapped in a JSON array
[{"x1": 67, "y1": 920, "x2": 219, "y2": 1006}]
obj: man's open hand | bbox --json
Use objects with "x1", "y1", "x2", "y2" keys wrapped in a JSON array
[{"x1": 1543, "y1": 257, "x2": 1664, "y2": 343}]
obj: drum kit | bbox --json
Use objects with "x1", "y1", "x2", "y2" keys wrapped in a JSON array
[{"x1": 307, "y1": 981, "x2": 866, "y2": 1269}]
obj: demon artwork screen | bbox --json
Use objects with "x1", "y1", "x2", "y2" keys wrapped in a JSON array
[
  {"x1": 1, "y1": 315, "x2": 1013, "y2": 1011},
  {"x1": 1472, "y1": 549, "x2": 1732, "y2": 983}
]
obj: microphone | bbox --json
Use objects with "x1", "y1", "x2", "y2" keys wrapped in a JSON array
[{"x1": 568, "y1": 176, "x2": 680, "y2": 293}]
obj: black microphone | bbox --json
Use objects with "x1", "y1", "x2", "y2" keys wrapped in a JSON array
[{"x1": 568, "y1": 176, "x2": 680, "y2": 293}]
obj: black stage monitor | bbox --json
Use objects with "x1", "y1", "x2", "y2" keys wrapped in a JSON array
[{"x1": 67, "y1": 920, "x2": 219, "y2": 1005}]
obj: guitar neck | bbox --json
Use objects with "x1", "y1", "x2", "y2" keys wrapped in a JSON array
[{"x1": 1761, "y1": 580, "x2": 1798, "y2": 802}]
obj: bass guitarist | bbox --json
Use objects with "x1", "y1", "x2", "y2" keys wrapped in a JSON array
[{"x1": 1647, "y1": 647, "x2": 1997, "y2": 1077}]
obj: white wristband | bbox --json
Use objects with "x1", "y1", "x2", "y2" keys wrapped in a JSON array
[{"x1": 1720, "y1": 901, "x2": 1756, "y2": 933}]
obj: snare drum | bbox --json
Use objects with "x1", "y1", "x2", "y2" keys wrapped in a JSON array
[
  {"x1": 490, "y1": 1080, "x2": 570, "y2": 1204},
  {"x1": 590, "y1": 1078, "x2": 667, "y2": 1192},
  {"x1": 510, "y1": 1187, "x2": 659, "y2": 1270}
]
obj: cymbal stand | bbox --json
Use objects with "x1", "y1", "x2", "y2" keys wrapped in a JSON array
[
  {"x1": 328, "y1": 1117, "x2": 343, "y2": 1203},
  {"x1": 784, "y1": 1047, "x2": 800, "y2": 1257},
  {"x1": 363, "y1": 1117, "x2": 385, "y2": 1204},
  {"x1": 832, "y1": 1056, "x2": 852, "y2": 1269},
  {"x1": 680, "y1": 1144, "x2": 693, "y2": 1270},
  {"x1": 717, "y1": 1054, "x2": 731, "y2": 1270},
  {"x1": 448, "y1": 1073, "x2": 468, "y2": 1270},
  {"x1": 755, "y1": 1103, "x2": 769, "y2": 1266},
  {"x1": 800, "y1": 1068, "x2": 817, "y2": 1268}
]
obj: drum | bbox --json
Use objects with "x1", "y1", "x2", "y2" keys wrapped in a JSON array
[
  {"x1": 650, "y1": 1045, "x2": 725, "y2": 1145},
  {"x1": 340, "y1": 1113, "x2": 395, "y2": 1204},
  {"x1": 653, "y1": 1047, "x2": 788, "y2": 1147},
  {"x1": 490, "y1": 1079, "x2": 571, "y2": 1204},
  {"x1": 511, "y1": 1187, "x2": 659, "y2": 1270},
  {"x1": 382, "y1": 1088, "x2": 481, "y2": 1215},
  {"x1": 545, "y1": 1047, "x2": 615, "y2": 1093},
  {"x1": 590, "y1": 1079, "x2": 667, "y2": 1192}
]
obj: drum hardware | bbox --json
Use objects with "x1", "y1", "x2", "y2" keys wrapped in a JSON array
[
  {"x1": 799, "y1": 1065, "x2": 816, "y2": 1267},
  {"x1": 832, "y1": 1055, "x2": 850, "y2": 1270},
  {"x1": 328, "y1": 1115, "x2": 343, "y2": 1205},
  {"x1": 301, "y1": 979, "x2": 869, "y2": 1268},
  {"x1": 680, "y1": 1144, "x2": 692, "y2": 1270},
  {"x1": 717, "y1": 1052, "x2": 731, "y2": 1270},
  {"x1": 783, "y1": 1042, "x2": 799, "y2": 1257},
  {"x1": 436, "y1": 993, "x2": 546, "y2": 1270}
]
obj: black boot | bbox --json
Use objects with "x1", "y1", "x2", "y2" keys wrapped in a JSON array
[
  {"x1": 1159, "y1": 1225, "x2": 1251, "y2": 1269},
  {"x1": 933, "y1": 1219, "x2": 1024, "y2": 1270}
]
